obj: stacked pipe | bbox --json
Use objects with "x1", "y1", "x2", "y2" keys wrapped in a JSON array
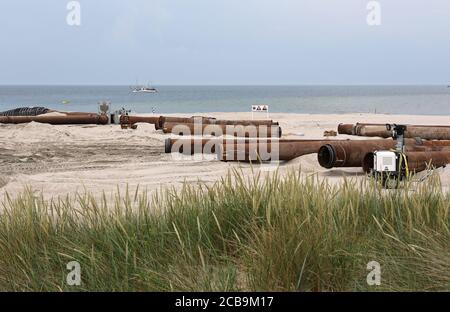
[
  {"x1": 165, "y1": 138, "x2": 223, "y2": 154},
  {"x1": 159, "y1": 116, "x2": 277, "y2": 127},
  {"x1": 164, "y1": 138, "x2": 282, "y2": 155},
  {"x1": 217, "y1": 139, "x2": 345, "y2": 162},
  {"x1": 162, "y1": 122, "x2": 281, "y2": 138},
  {"x1": 333, "y1": 122, "x2": 450, "y2": 172},
  {"x1": 338, "y1": 123, "x2": 450, "y2": 140},
  {"x1": 317, "y1": 138, "x2": 450, "y2": 172},
  {"x1": 165, "y1": 138, "x2": 347, "y2": 162},
  {"x1": 318, "y1": 139, "x2": 397, "y2": 169},
  {"x1": 0, "y1": 113, "x2": 109, "y2": 125},
  {"x1": 120, "y1": 114, "x2": 279, "y2": 131}
]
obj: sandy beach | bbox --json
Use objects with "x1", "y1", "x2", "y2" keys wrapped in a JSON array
[{"x1": 1, "y1": 112, "x2": 450, "y2": 201}]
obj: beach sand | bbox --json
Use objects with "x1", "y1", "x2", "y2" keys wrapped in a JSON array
[{"x1": 1, "y1": 112, "x2": 449, "y2": 202}]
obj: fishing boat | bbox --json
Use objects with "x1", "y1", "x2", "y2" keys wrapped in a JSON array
[{"x1": 131, "y1": 82, "x2": 158, "y2": 93}]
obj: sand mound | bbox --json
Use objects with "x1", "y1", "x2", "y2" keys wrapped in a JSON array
[{"x1": 11, "y1": 122, "x2": 74, "y2": 141}]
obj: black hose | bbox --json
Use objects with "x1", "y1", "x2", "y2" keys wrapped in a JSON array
[{"x1": 0, "y1": 107, "x2": 51, "y2": 116}]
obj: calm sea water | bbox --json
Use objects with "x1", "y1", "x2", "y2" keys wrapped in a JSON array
[{"x1": 0, "y1": 85, "x2": 449, "y2": 115}]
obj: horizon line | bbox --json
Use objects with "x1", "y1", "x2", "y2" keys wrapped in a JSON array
[{"x1": 0, "y1": 83, "x2": 449, "y2": 87}]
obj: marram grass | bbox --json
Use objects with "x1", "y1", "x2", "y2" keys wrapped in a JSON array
[{"x1": 0, "y1": 169, "x2": 449, "y2": 291}]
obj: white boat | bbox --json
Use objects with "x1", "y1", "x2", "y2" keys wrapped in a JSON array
[
  {"x1": 132, "y1": 86, "x2": 158, "y2": 93},
  {"x1": 131, "y1": 82, "x2": 158, "y2": 93}
]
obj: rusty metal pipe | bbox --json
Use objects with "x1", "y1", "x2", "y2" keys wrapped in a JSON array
[
  {"x1": 338, "y1": 123, "x2": 450, "y2": 137},
  {"x1": 403, "y1": 127, "x2": 450, "y2": 140},
  {"x1": 162, "y1": 122, "x2": 282, "y2": 138},
  {"x1": 63, "y1": 111, "x2": 101, "y2": 116},
  {"x1": 358, "y1": 126, "x2": 450, "y2": 140},
  {"x1": 160, "y1": 118, "x2": 278, "y2": 130},
  {"x1": 0, "y1": 114, "x2": 109, "y2": 125},
  {"x1": 356, "y1": 125, "x2": 390, "y2": 137},
  {"x1": 318, "y1": 139, "x2": 450, "y2": 169},
  {"x1": 166, "y1": 138, "x2": 222, "y2": 154},
  {"x1": 218, "y1": 140, "x2": 347, "y2": 162},
  {"x1": 318, "y1": 140, "x2": 397, "y2": 169},
  {"x1": 341, "y1": 124, "x2": 450, "y2": 140},
  {"x1": 212, "y1": 119, "x2": 278, "y2": 126},
  {"x1": 158, "y1": 116, "x2": 216, "y2": 129},
  {"x1": 337, "y1": 123, "x2": 390, "y2": 135},
  {"x1": 121, "y1": 115, "x2": 279, "y2": 130},
  {"x1": 405, "y1": 152, "x2": 450, "y2": 172},
  {"x1": 355, "y1": 122, "x2": 450, "y2": 128},
  {"x1": 337, "y1": 124, "x2": 355, "y2": 135},
  {"x1": 166, "y1": 138, "x2": 287, "y2": 154},
  {"x1": 119, "y1": 115, "x2": 216, "y2": 130},
  {"x1": 417, "y1": 140, "x2": 450, "y2": 147},
  {"x1": 159, "y1": 117, "x2": 277, "y2": 127},
  {"x1": 159, "y1": 116, "x2": 215, "y2": 124},
  {"x1": 166, "y1": 138, "x2": 332, "y2": 155}
]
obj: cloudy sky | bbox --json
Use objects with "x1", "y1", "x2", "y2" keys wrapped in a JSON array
[{"x1": 1, "y1": 0, "x2": 449, "y2": 85}]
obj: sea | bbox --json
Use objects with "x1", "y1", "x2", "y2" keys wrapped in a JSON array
[{"x1": 0, "y1": 85, "x2": 449, "y2": 115}]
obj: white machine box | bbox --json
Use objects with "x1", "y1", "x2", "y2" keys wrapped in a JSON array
[{"x1": 374, "y1": 151, "x2": 397, "y2": 172}]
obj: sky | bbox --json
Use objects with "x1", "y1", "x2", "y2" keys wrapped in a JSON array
[{"x1": 0, "y1": 0, "x2": 450, "y2": 85}]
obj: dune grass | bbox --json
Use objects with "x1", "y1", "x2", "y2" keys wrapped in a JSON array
[{"x1": 0, "y1": 168, "x2": 449, "y2": 291}]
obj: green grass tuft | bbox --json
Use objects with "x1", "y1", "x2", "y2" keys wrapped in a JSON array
[{"x1": 0, "y1": 169, "x2": 449, "y2": 291}]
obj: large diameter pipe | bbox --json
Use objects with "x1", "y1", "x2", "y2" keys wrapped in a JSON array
[
  {"x1": 338, "y1": 123, "x2": 392, "y2": 135},
  {"x1": 405, "y1": 152, "x2": 450, "y2": 172},
  {"x1": 350, "y1": 125, "x2": 450, "y2": 140},
  {"x1": 159, "y1": 117, "x2": 278, "y2": 127},
  {"x1": 165, "y1": 138, "x2": 314, "y2": 155},
  {"x1": 165, "y1": 138, "x2": 267, "y2": 154},
  {"x1": 121, "y1": 115, "x2": 279, "y2": 130},
  {"x1": 218, "y1": 140, "x2": 347, "y2": 162},
  {"x1": 337, "y1": 124, "x2": 354, "y2": 135},
  {"x1": 356, "y1": 126, "x2": 392, "y2": 137},
  {"x1": 318, "y1": 140, "x2": 397, "y2": 169},
  {"x1": 64, "y1": 111, "x2": 104, "y2": 116},
  {"x1": 120, "y1": 115, "x2": 216, "y2": 130},
  {"x1": 212, "y1": 119, "x2": 278, "y2": 126},
  {"x1": 318, "y1": 139, "x2": 450, "y2": 169},
  {"x1": 160, "y1": 118, "x2": 278, "y2": 130},
  {"x1": 404, "y1": 127, "x2": 450, "y2": 140},
  {"x1": 162, "y1": 122, "x2": 282, "y2": 138},
  {"x1": 0, "y1": 114, "x2": 109, "y2": 125},
  {"x1": 418, "y1": 140, "x2": 450, "y2": 147},
  {"x1": 158, "y1": 116, "x2": 216, "y2": 129},
  {"x1": 166, "y1": 138, "x2": 222, "y2": 154},
  {"x1": 362, "y1": 151, "x2": 450, "y2": 174},
  {"x1": 353, "y1": 123, "x2": 407, "y2": 136},
  {"x1": 338, "y1": 123, "x2": 450, "y2": 136},
  {"x1": 356, "y1": 122, "x2": 450, "y2": 129}
]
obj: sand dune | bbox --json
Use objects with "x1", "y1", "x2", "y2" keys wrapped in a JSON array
[{"x1": 0, "y1": 112, "x2": 449, "y2": 201}]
